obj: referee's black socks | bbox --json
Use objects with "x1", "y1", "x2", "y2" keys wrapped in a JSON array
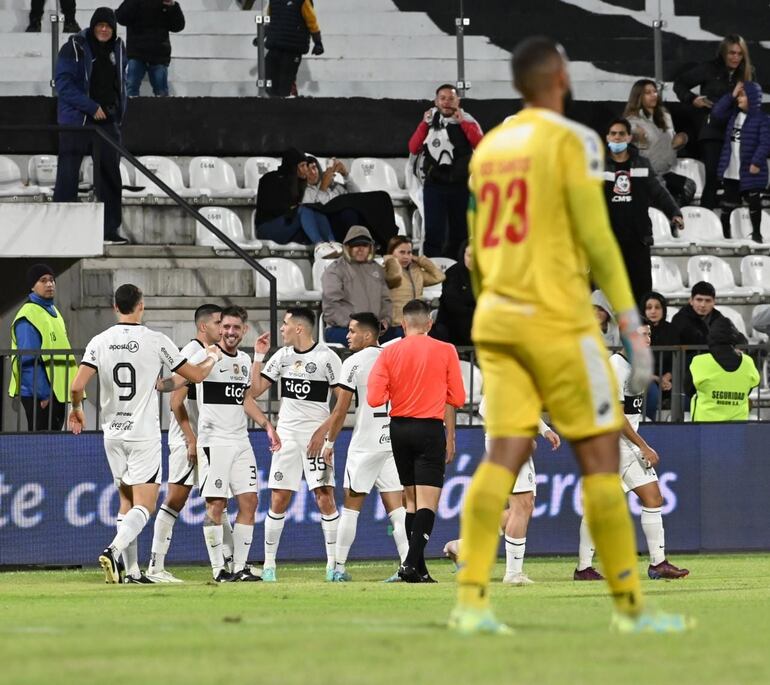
[
  {"x1": 405, "y1": 508, "x2": 436, "y2": 574},
  {"x1": 405, "y1": 512, "x2": 415, "y2": 539}
]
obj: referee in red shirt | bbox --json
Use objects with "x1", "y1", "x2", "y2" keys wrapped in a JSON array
[{"x1": 368, "y1": 299, "x2": 466, "y2": 582}]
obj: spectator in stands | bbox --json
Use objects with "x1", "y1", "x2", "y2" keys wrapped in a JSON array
[
  {"x1": 433, "y1": 241, "x2": 474, "y2": 348},
  {"x1": 623, "y1": 79, "x2": 695, "y2": 207},
  {"x1": 8, "y1": 264, "x2": 78, "y2": 431},
  {"x1": 116, "y1": 0, "x2": 185, "y2": 97},
  {"x1": 321, "y1": 226, "x2": 391, "y2": 346},
  {"x1": 690, "y1": 317, "x2": 759, "y2": 421},
  {"x1": 255, "y1": 148, "x2": 335, "y2": 245},
  {"x1": 711, "y1": 80, "x2": 770, "y2": 242},
  {"x1": 604, "y1": 118, "x2": 684, "y2": 305},
  {"x1": 671, "y1": 281, "x2": 747, "y2": 347},
  {"x1": 27, "y1": 0, "x2": 80, "y2": 33},
  {"x1": 643, "y1": 291, "x2": 681, "y2": 417},
  {"x1": 383, "y1": 236, "x2": 445, "y2": 337},
  {"x1": 673, "y1": 34, "x2": 754, "y2": 210},
  {"x1": 592, "y1": 289, "x2": 620, "y2": 348},
  {"x1": 264, "y1": 0, "x2": 323, "y2": 98},
  {"x1": 408, "y1": 84, "x2": 483, "y2": 258},
  {"x1": 53, "y1": 7, "x2": 128, "y2": 245},
  {"x1": 303, "y1": 157, "x2": 357, "y2": 203}
]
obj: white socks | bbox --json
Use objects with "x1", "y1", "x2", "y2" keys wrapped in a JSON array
[
  {"x1": 232, "y1": 522, "x2": 254, "y2": 573},
  {"x1": 263, "y1": 509, "x2": 286, "y2": 570},
  {"x1": 505, "y1": 536, "x2": 526, "y2": 576},
  {"x1": 222, "y1": 510, "x2": 235, "y2": 567},
  {"x1": 148, "y1": 504, "x2": 179, "y2": 573},
  {"x1": 641, "y1": 507, "x2": 665, "y2": 565},
  {"x1": 111, "y1": 506, "x2": 150, "y2": 561},
  {"x1": 577, "y1": 516, "x2": 596, "y2": 571},
  {"x1": 388, "y1": 506, "x2": 409, "y2": 563},
  {"x1": 321, "y1": 511, "x2": 340, "y2": 570},
  {"x1": 334, "y1": 508, "x2": 359, "y2": 574},
  {"x1": 203, "y1": 524, "x2": 225, "y2": 577}
]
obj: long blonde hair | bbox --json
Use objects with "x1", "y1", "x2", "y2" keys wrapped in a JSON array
[{"x1": 719, "y1": 34, "x2": 753, "y2": 82}]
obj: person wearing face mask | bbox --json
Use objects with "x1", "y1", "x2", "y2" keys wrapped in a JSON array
[{"x1": 604, "y1": 117, "x2": 684, "y2": 307}]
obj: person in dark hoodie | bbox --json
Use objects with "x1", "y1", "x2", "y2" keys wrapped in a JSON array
[
  {"x1": 53, "y1": 7, "x2": 128, "y2": 244},
  {"x1": 254, "y1": 148, "x2": 335, "y2": 245},
  {"x1": 433, "y1": 241, "x2": 475, "y2": 348},
  {"x1": 710, "y1": 80, "x2": 770, "y2": 241},
  {"x1": 642, "y1": 291, "x2": 681, "y2": 417},
  {"x1": 604, "y1": 117, "x2": 684, "y2": 306},
  {"x1": 115, "y1": 0, "x2": 185, "y2": 97},
  {"x1": 690, "y1": 317, "x2": 759, "y2": 421}
]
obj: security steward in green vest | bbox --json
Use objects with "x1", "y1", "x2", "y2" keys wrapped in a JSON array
[
  {"x1": 8, "y1": 264, "x2": 78, "y2": 431},
  {"x1": 690, "y1": 317, "x2": 760, "y2": 422}
]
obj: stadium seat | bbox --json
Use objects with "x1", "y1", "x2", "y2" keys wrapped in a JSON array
[
  {"x1": 189, "y1": 156, "x2": 253, "y2": 198},
  {"x1": 80, "y1": 158, "x2": 133, "y2": 188},
  {"x1": 681, "y1": 206, "x2": 736, "y2": 248},
  {"x1": 730, "y1": 207, "x2": 770, "y2": 244},
  {"x1": 349, "y1": 157, "x2": 409, "y2": 202},
  {"x1": 126, "y1": 156, "x2": 195, "y2": 198},
  {"x1": 0, "y1": 155, "x2": 40, "y2": 196},
  {"x1": 254, "y1": 257, "x2": 319, "y2": 301},
  {"x1": 650, "y1": 256, "x2": 689, "y2": 299},
  {"x1": 243, "y1": 156, "x2": 280, "y2": 192},
  {"x1": 195, "y1": 206, "x2": 262, "y2": 250},
  {"x1": 718, "y1": 305, "x2": 749, "y2": 339},
  {"x1": 312, "y1": 241, "x2": 341, "y2": 290},
  {"x1": 394, "y1": 213, "x2": 407, "y2": 236},
  {"x1": 666, "y1": 305, "x2": 680, "y2": 322},
  {"x1": 411, "y1": 208, "x2": 424, "y2": 254},
  {"x1": 750, "y1": 304, "x2": 770, "y2": 343},
  {"x1": 250, "y1": 209, "x2": 311, "y2": 254},
  {"x1": 27, "y1": 155, "x2": 57, "y2": 194},
  {"x1": 404, "y1": 157, "x2": 423, "y2": 213},
  {"x1": 686, "y1": 255, "x2": 760, "y2": 297},
  {"x1": 671, "y1": 158, "x2": 705, "y2": 202},
  {"x1": 649, "y1": 206, "x2": 690, "y2": 249},
  {"x1": 422, "y1": 256, "x2": 456, "y2": 300},
  {"x1": 740, "y1": 255, "x2": 770, "y2": 294},
  {"x1": 459, "y1": 359, "x2": 483, "y2": 406}
]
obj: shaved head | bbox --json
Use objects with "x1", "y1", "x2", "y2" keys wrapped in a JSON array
[{"x1": 511, "y1": 36, "x2": 567, "y2": 101}]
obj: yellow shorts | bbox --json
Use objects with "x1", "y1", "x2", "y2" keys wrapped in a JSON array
[{"x1": 473, "y1": 293, "x2": 623, "y2": 441}]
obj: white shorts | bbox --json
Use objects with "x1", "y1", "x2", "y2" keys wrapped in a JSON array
[
  {"x1": 168, "y1": 443, "x2": 197, "y2": 487},
  {"x1": 104, "y1": 438, "x2": 162, "y2": 488},
  {"x1": 619, "y1": 439, "x2": 658, "y2": 493},
  {"x1": 268, "y1": 433, "x2": 335, "y2": 492},
  {"x1": 344, "y1": 450, "x2": 403, "y2": 495},
  {"x1": 485, "y1": 436, "x2": 537, "y2": 496},
  {"x1": 199, "y1": 442, "x2": 259, "y2": 498}
]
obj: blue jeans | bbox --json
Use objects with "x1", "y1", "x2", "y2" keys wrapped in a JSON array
[
  {"x1": 324, "y1": 326, "x2": 350, "y2": 347},
  {"x1": 258, "y1": 207, "x2": 334, "y2": 244},
  {"x1": 423, "y1": 181, "x2": 469, "y2": 258},
  {"x1": 127, "y1": 59, "x2": 169, "y2": 96}
]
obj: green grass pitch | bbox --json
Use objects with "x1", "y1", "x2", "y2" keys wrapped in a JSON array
[{"x1": 1, "y1": 554, "x2": 768, "y2": 685}]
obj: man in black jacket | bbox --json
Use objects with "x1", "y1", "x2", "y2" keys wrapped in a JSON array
[
  {"x1": 116, "y1": 0, "x2": 185, "y2": 97},
  {"x1": 671, "y1": 281, "x2": 747, "y2": 347},
  {"x1": 604, "y1": 118, "x2": 684, "y2": 307}
]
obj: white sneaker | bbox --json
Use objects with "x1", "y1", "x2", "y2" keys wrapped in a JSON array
[
  {"x1": 502, "y1": 572, "x2": 534, "y2": 586},
  {"x1": 146, "y1": 569, "x2": 184, "y2": 584}
]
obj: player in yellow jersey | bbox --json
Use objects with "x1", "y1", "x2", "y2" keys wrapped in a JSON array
[{"x1": 449, "y1": 36, "x2": 692, "y2": 635}]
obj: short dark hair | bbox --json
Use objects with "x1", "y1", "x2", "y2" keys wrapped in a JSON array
[
  {"x1": 194, "y1": 304, "x2": 222, "y2": 325},
  {"x1": 607, "y1": 117, "x2": 632, "y2": 135},
  {"x1": 435, "y1": 83, "x2": 457, "y2": 96},
  {"x1": 641, "y1": 316, "x2": 653, "y2": 328},
  {"x1": 691, "y1": 281, "x2": 716, "y2": 299},
  {"x1": 221, "y1": 305, "x2": 248, "y2": 323},
  {"x1": 286, "y1": 306, "x2": 315, "y2": 329},
  {"x1": 350, "y1": 312, "x2": 380, "y2": 337},
  {"x1": 402, "y1": 299, "x2": 431, "y2": 318},
  {"x1": 386, "y1": 236, "x2": 412, "y2": 255},
  {"x1": 114, "y1": 284, "x2": 143, "y2": 314},
  {"x1": 511, "y1": 36, "x2": 563, "y2": 100}
]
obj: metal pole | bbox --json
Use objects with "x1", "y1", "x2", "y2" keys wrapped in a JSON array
[
  {"x1": 255, "y1": 2, "x2": 270, "y2": 97},
  {"x1": 50, "y1": 1, "x2": 63, "y2": 95},
  {"x1": 455, "y1": 0, "x2": 470, "y2": 96},
  {"x1": 653, "y1": 19, "x2": 665, "y2": 92}
]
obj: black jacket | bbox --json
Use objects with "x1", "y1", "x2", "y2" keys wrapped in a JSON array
[
  {"x1": 115, "y1": 0, "x2": 185, "y2": 66},
  {"x1": 604, "y1": 145, "x2": 681, "y2": 247},
  {"x1": 266, "y1": 0, "x2": 312, "y2": 54},
  {"x1": 434, "y1": 261, "x2": 475, "y2": 347},
  {"x1": 673, "y1": 57, "x2": 745, "y2": 142},
  {"x1": 671, "y1": 305, "x2": 747, "y2": 347}
]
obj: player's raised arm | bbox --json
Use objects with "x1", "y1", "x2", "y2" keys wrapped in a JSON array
[
  {"x1": 155, "y1": 374, "x2": 190, "y2": 393},
  {"x1": 68, "y1": 363, "x2": 96, "y2": 434},
  {"x1": 174, "y1": 344, "x2": 221, "y2": 384}
]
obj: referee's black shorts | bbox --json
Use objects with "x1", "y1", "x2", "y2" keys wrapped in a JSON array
[{"x1": 389, "y1": 417, "x2": 446, "y2": 488}]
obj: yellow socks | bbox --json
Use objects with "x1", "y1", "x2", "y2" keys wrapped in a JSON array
[
  {"x1": 582, "y1": 473, "x2": 643, "y2": 616},
  {"x1": 456, "y1": 461, "x2": 516, "y2": 610}
]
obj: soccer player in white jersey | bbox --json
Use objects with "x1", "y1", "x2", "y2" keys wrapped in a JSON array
[
  {"x1": 575, "y1": 322, "x2": 689, "y2": 581},
  {"x1": 145, "y1": 304, "x2": 224, "y2": 583},
  {"x1": 307, "y1": 312, "x2": 409, "y2": 582},
  {"x1": 196, "y1": 306, "x2": 280, "y2": 582},
  {"x1": 250, "y1": 307, "x2": 343, "y2": 582},
  {"x1": 68, "y1": 284, "x2": 221, "y2": 584}
]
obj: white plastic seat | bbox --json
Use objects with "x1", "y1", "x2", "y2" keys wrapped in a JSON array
[
  {"x1": 666, "y1": 306, "x2": 680, "y2": 322},
  {"x1": 730, "y1": 207, "x2": 770, "y2": 244},
  {"x1": 195, "y1": 206, "x2": 262, "y2": 250},
  {"x1": 244, "y1": 156, "x2": 280, "y2": 191},
  {"x1": 421, "y1": 256, "x2": 455, "y2": 300},
  {"x1": 650, "y1": 256, "x2": 689, "y2": 299},
  {"x1": 718, "y1": 305, "x2": 749, "y2": 339},
  {"x1": 350, "y1": 157, "x2": 409, "y2": 202},
  {"x1": 27, "y1": 155, "x2": 57, "y2": 193},
  {"x1": 394, "y1": 213, "x2": 407, "y2": 236},
  {"x1": 0, "y1": 155, "x2": 40, "y2": 196},
  {"x1": 649, "y1": 206, "x2": 689, "y2": 249},
  {"x1": 189, "y1": 156, "x2": 253, "y2": 198},
  {"x1": 411, "y1": 208, "x2": 424, "y2": 254},
  {"x1": 681, "y1": 206, "x2": 740, "y2": 248},
  {"x1": 126, "y1": 156, "x2": 195, "y2": 197},
  {"x1": 250, "y1": 208, "x2": 311, "y2": 254},
  {"x1": 80, "y1": 157, "x2": 132, "y2": 188},
  {"x1": 686, "y1": 255, "x2": 760, "y2": 297},
  {"x1": 459, "y1": 360, "x2": 483, "y2": 406},
  {"x1": 312, "y1": 241, "x2": 341, "y2": 290},
  {"x1": 254, "y1": 257, "x2": 319, "y2": 301},
  {"x1": 750, "y1": 304, "x2": 770, "y2": 343},
  {"x1": 740, "y1": 255, "x2": 770, "y2": 294},
  {"x1": 671, "y1": 158, "x2": 705, "y2": 202}
]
